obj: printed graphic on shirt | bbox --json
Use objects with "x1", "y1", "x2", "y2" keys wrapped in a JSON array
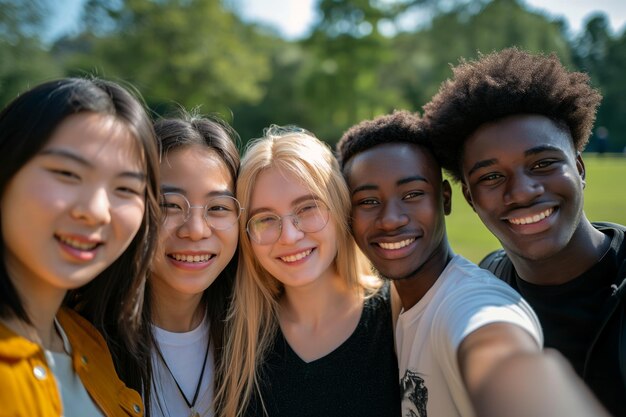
[{"x1": 400, "y1": 369, "x2": 428, "y2": 417}]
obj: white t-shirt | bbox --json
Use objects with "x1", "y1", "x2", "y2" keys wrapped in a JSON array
[
  {"x1": 150, "y1": 316, "x2": 214, "y2": 417},
  {"x1": 47, "y1": 319, "x2": 104, "y2": 417},
  {"x1": 396, "y1": 255, "x2": 543, "y2": 417}
]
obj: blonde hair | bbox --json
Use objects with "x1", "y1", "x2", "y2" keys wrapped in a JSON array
[{"x1": 215, "y1": 126, "x2": 379, "y2": 417}]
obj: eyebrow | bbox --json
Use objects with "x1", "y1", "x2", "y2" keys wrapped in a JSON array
[
  {"x1": 524, "y1": 145, "x2": 564, "y2": 156},
  {"x1": 41, "y1": 148, "x2": 146, "y2": 181},
  {"x1": 160, "y1": 185, "x2": 235, "y2": 198},
  {"x1": 248, "y1": 194, "x2": 319, "y2": 217},
  {"x1": 467, "y1": 145, "x2": 566, "y2": 177},
  {"x1": 351, "y1": 175, "x2": 428, "y2": 196}
]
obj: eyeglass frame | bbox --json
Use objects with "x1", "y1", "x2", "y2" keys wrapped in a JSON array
[
  {"x1": 159, "y1": 192, "x2": 243, "y2": 230},
  {"x1": 245, "y1": 200, "x2": 331, "y2": 245}
]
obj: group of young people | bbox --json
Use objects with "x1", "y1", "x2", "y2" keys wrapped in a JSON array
[{"x1": 0, "y1": 47, "x2": 623, "y2": 417}]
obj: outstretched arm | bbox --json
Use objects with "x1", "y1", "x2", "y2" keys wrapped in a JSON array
[{"x1": 458, "y1": 323, "x2": 609, "y2": 417}]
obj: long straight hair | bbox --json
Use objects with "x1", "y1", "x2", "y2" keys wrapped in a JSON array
[
  {"x1": 0, "y1": 78, "x2": 161, "y2": 358},
  {"x1": 113, "y1": 110, "x2": 241, "y2": 416},
  {"x1": 215, "y1": 126, "x2": 378, "y2": 417}
]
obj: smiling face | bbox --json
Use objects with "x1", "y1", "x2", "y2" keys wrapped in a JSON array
[
  {"x1": 461, "y1": 114, "x2": 586, "y2": 261},
  {"x1": 347, "y1": 143, "x2": 450, "y2": 281},
  {"x1": 1, "y1": 112, "x2": 146, "y2": 299},
  {"x1": 247, "y1": 167, "x2": 339, "y2": 289},
  {"x1": 150, "y1": 145, "x2": 239, "y2": 299}
]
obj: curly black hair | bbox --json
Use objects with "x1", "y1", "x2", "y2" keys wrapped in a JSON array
[
  {"x1": 336, "y1": 110, "x2": 427, "y2": 174},
  {"x1": 422, "y1": 47, "x2": 602, "y2": 182}
]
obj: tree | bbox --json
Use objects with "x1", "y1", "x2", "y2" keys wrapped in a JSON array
[
  {"x1": 66, "y1": 0, "x2": 271, "y2": 113},
  {"x1": 0, "y1": 0, "x2": 61, "y2": 107}
]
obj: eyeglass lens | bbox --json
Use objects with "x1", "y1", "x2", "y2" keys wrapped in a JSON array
[
  {"x1": 160, "y1": 192, "x2": 241, "y2": 230},
  {"x1": 247, "y1": 201, "x2": 329, "y2": 244}
]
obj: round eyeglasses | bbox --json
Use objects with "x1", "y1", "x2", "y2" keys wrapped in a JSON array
[
  {"x1": 246, "y1": 200, "x2": 330, "y2": 245},
  {"x1": 160, "y1": 192, "x2": 242, "y2": 230}
]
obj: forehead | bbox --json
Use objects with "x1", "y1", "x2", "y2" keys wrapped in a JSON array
[
  {"x1": 45, "y1": 112, "x2": 144, "y2": 168},
  {"x1": 464, "y1": 114, "x2": 575, "y2": 159},
  {"x1": 161, "y1": 145, "x2": 231, "y2": 183},
  {"x1": 250, "y1": 166, "x2": 312, "y2": 209},
  {"x1": 346, "y1": 143, "x2": 440, "y2": 188}
]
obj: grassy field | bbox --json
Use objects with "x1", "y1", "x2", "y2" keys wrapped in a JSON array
[{"x1": 446, "y1": 154, "x2": 626, "y2": 263}]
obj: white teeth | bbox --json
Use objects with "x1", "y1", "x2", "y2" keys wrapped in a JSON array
[
  {"x1": 171, "y1": 253, "x2": 211, "y2": 263},
  {"x1": 58, "y1": 236, "x2": 98, "y2": 251},
  {"x1": 508, "y1": 208, "x2": 554, "y2": 225},
  {"x1": 378, "y1": 238, "x2": 415, "y2": 250},
  {"x1": 280, "y1": 249, "x2": 313, "y2": 263}
]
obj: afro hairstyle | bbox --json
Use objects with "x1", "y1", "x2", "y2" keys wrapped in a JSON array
[
  {"x1": 422, "y1": 47, "x2": 602, "y2": 182},
  {"x1": 336, "y1": 110, "x2": 428, "y2": 175}
]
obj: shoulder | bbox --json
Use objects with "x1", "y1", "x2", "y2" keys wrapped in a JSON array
[
  {"x1": 479, "y1": 249, "x2": 516, "y2": 283},
  {"x1": 57, "y1": 307, "x2": 109, "y2": 349},
  {"x1": 58, "y1": 308, "x2": 144, "y2": 417},
  {"x1": 363, "y1": 280, "x2": 392, "y2": 312}
]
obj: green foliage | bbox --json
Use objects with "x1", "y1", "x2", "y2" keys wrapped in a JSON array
[{"x1": 65, "y1": 0, "x2": 271, "y2": 114}]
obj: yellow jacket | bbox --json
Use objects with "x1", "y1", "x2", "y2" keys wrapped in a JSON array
[{"x1": 0, "y1": 307, "x2": 143, "y2": 417}]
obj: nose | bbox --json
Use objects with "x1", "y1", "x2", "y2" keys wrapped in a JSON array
[
  {"x1": 71, "y1": 187, "x2": 112, "y2": 225},
  {"x1": 377, "y1": 200, "x2": 409, "y2": 231},
  {"x1": 277, "y1": 215, "x2": 304, "y2": 244},
  {"x1": 503, "y1": 172, "x2": 544, "y2": 206},
  {"x1": 177, "y1": 207, "x2": 213, "y2": 241}
]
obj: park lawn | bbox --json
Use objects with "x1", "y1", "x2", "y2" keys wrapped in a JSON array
[{"x1": 445, "y1": 154, "x2": 626, "y2": 264}]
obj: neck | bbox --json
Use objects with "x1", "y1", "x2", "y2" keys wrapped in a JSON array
[
  {"x1": 150, "y1": 281, "x2": 205, "y2": 332},
  {"x1": 511, "y1": 218, "x2": 610, "y2": 285},
  {"x1": 280, "y1": 268, "x2": 361, "y2": 327},
  {"x1": 1, "y1": 264, "x2": 67, "y2": 350},
  {"x1": 394, "y1": 241, "x2": 453, "y2": 310}
]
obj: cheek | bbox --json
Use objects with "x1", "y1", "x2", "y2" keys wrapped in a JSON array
[
  {"x1": 218, "y1": 228, "x2": 239, "y2": 258},
  {"x1": 111, "y1": 201, "x2": 145, "y2": 242}
]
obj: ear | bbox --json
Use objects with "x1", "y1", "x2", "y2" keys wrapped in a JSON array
[
  {"x1": 576, "y1": 152, "x2": 586, "y2": 188},
  {"x1": 461, "y1": 181, "x2": 476, "y2": 212},
  {"x1": 442, "y1": 179, "x2": 452, "y2": 215}
]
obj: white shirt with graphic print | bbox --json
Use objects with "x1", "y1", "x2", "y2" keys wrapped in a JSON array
[{"x1": 396, "y1": 255, "x2": 543, "y2": 417}]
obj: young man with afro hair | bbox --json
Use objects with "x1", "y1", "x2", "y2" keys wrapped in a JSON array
[
  {"x1": 422, "y1": 47, "x2": 626, "y2": 416},
  {"x1": 337, "y1": 110, "x2": 606, "y2": 417}
]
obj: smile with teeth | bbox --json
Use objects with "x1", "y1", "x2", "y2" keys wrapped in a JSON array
[
  {"x1": 57, "y1": 236, "x2": 99, "y2": 251},
  {"x1": 169, "y1": 253, "x2": 213, "y2": 263},
  {"x1": 508, "y1": 207, "x2": 554, "y2": 225},
  {"x1": 378, "y1": 238, "x2": 415, "y2": 250},
  {"x1": 280, "y1": 249, "x2": 313, "y2": 263}
]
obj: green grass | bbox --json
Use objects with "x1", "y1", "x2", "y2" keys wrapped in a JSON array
[{"x1": 445, "y1": 154, "x2": 626, "y2": 263}]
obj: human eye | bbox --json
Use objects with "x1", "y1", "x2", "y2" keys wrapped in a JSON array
[
  {"x1": 251, "y1": 214, "x2": 279, "y2": 230},
  {"x1": 206, "y1": 197, "x2": 238, "y2": 216},
  {"x1": 477, "y1": 172, "x2": 503, "y2": 184},
  {"x1": 48, "y1": 168, "x2": 81, "y2": 182},
  {"x1": 296, "y1": 201, "x2": 321, "y2": 216},
  {"x1": 116, "y1": 182, "x2": 145, "y2": 197},
  {"x1": 403, "y1": 191, "x2": 424, "y2": 200},
  {"x1": 356, "y1": 197, "x2": 379, "y2": 207},
  {"x1": 160, "y1": 194, "x2": 185, "y2": 212},
  {"x1": 531, "y1": 159, "x2": 559, "y2": 170}
]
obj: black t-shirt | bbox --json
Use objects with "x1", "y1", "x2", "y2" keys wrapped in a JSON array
[
  {"x1": 244, "y1": 284, "x2": 400, "y2": 417},
  {"x1": 480, "y1": 222, "x2": 626, "y2": 417}
]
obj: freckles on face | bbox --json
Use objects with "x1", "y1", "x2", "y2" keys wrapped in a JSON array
[{"x1": 1, "y1": 112, "x2": 146, "y2": 295}]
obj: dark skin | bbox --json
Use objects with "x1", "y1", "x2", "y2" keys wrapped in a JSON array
[
  {"x1": 346, "y1": 142, "x2": 540, "y2": 403},
  {"x1": 346, "y1": 143, "x2": 452, "y2": 309},
  {"x1": 461, "y1": 115, "x2": 610, "y2": 285}
]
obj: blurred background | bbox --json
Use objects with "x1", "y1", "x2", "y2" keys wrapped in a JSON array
[{"x1": 2, "y1": 0, "x2": 625, "y2": 261}]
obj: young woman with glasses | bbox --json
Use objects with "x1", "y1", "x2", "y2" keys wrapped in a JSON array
[
  {"x1": 0, "y1": 78, "x2": 160, "y2": 416},
  {"x1": 107, "y1": 111, "x2": 241, "y2": 417},
  {"x1": 216, "y1": 126, "x2": 400, "y2": 417}
]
